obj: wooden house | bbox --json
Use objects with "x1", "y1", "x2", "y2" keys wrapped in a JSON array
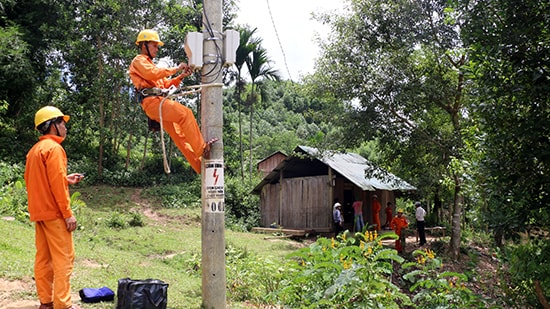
[{"x1": 252, "y1": 146, "x2": 416, "y2": 234}]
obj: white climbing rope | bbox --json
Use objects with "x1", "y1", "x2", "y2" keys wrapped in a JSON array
[{"x1": 157, "y1": 83, "x2": 223, "y2": 174}]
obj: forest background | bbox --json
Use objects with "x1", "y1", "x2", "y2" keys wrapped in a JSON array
[{"x1": 0, "y1": 0, "x2": 549, "y2": 307}]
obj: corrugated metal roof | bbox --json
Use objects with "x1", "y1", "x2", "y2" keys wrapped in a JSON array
[{"x1": 298, "y1": 146, "x2": 416, "y2": 191}]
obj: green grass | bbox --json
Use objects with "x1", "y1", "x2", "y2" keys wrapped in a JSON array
[{"x1": 0, "y1": 185, "x2": 300, "y2": 308}]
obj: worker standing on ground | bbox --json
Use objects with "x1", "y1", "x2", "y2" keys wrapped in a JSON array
[
  {"x1": 24, "y1": 106, "x2": 84, "y2": 309},
  {"x1": 333, "y1": 198, "x2": 344, "y2": 236},
  {"x1": 372, "y1": 194, "x2": 381, "y2": 231},
  {"x1": 128, "y1": 29, "x2": 217, "y2": 174},
  {"x1": 391, "y1": 208, "x2": 409, "y2": 253},
  {"x1": 352, "y1": 198, "x2": 364, "y2": 232},
  {"x1": 416, "y1": 201, "x2": 427, "y2": 245}
]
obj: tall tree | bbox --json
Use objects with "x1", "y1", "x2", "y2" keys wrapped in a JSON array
[
  {"x1": 245, "y1": 42, "x2": 280, "y2": 182},
  {"x1": 462, "y1": 0, "x2": 550, "y2": 243},
  {"x1": 233, "y1": 26, "x2": 260, "y2": 180},
  {"x1": 312, "y1": 0, "x2": 471, "y2": 259}
]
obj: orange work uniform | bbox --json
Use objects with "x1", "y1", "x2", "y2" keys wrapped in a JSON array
[
  {"x1": 390, "y1": 215, "x2": 408, "y2": 252},
  {"x1": 24, "y1": 134, "x2": 75, "y2": 309},
  {"x1": 372, "y1": 199, "x2": 381, "y2": 231},
  {"x1": 385, "y1": 206, "x2": 393, "y2": 228},
  {"x1": 129, "y1": 54, "x2": 206, "y2": 174}
]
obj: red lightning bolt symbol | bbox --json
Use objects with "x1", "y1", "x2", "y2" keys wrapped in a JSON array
[{"x1": 213, "y1": 168, "x2": 219, "y2": 186}]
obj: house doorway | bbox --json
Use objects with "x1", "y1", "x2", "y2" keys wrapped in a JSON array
[{"x1": 343, "y1": 188, "x2": 354, "y2": 230}]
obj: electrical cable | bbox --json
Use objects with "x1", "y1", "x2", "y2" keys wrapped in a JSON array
[
  {"x1": 201, "y1": 5, "x2": 224, "y2": 84},
  {"x1": 265, "y1": 0, "x2": 293, "y2": 81}
]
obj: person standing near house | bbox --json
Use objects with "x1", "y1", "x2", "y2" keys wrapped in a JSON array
[
  {"x1": 415, "y1": 201, "x2": 427, "y2": 245},
  {"x1": 25, "y1": 106, "x2": 84, "y2": 309},
  {"x1": 128, "y1": 29, "x2": 217, "y2": 174},
  {"x1": 333, "y1": 198, "x2": 344, "y2": 236},
  {"x1": 391, "y1": 208, "x2": 409, "y2": 253},
  {"x1": 372, "y1": 194, "x2": 381, "y2": 231},
  {"x1": 384, "y1": 202, "x2": 393, "y2": 229},
  {"x1": 352, "y1": 198, "x2": 364, "y2": 232}
]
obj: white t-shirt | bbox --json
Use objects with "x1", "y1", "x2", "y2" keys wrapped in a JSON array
[{"x1": 416, "y1": 206, "x2": 426, "y2": 221}]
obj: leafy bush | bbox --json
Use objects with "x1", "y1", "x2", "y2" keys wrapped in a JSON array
[
  {"x1": 105, "y1": 212, "x2": 128, "y2": 229},
  {"x1": 0, "y1": 180, "x2": 29, "y2": 223},
  {"x1": 267, "y1": 231, "x2": 412, "y2": 308},
  {"x1": 141, "y1": 181, "x2": 201, "y2": 209},
  {"x1": 503, "y1": 239, "x2": 550, "y2": 308},
  {"x1": 224, "y1": 176, "x2": 260, "y2": 231},
  {"x1": 403, "y1": 248, "x2": 487, "y2": 308},
  {"x1": 128, "y1": 210, "x2": 145, "y2": 227},
  {"x1": 225, "y1": 243, "x2": 283, "y2": 304}
]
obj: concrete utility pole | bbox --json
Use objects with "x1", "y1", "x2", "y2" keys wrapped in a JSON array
[{"x1": 200, "y1": 0, "x2": 226, "y2": 308}]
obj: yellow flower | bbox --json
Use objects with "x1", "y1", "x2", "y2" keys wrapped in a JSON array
[
  {"x1": 416, "y1": 255, "x2": 426, "y2": 264},
  {"x1": 331, "y1": 238, "x2": 336, "y2": 249},
  {"x1": 360, "y1": 241, "x2": 365, "y2": 250},
  {"x1": 367, "y1": 246, "x2": 373, "y2": 256},
  {"x1": 342, "y1": 258, "x2": 352, "y2": 270},
  {"x1": 374, "y1": 230, "x2": 378, "y2": 239},
  {"x1": 425, "y1": 248, "x2": 435, "y2": 259}
]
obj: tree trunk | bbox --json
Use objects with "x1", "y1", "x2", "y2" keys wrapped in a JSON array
[
  {"x1": 535, "y1": 280, "x2": 550, "y2": 309},
  {"x1": 449, "y1": 174, "x2": 462, "y2": 260},
  {"x1": 97, "y1": 36, "x2": 104, "y2": 177}
]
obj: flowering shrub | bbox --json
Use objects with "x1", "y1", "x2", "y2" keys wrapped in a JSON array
[
  {"x1": 403, "y1": 248, "x2": 487, "y2": 308},
  {"x1": 267, "y1": 230, "x2": 412, "y2": 308}
]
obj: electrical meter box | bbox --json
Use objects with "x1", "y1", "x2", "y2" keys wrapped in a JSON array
[
  {"x1": 185, "y1": 32, "x2": 203, "y2": 69},
  {"x1": 223, "y1": 29, "x2": 240, "y2": 67}
]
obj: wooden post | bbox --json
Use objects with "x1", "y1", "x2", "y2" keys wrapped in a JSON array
[{"x1": 201, "y1": 0, "x2": 226, "y2": 308}]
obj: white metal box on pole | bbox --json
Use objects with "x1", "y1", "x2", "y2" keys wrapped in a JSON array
[
  {"x1": 185, "y1": 32, "x2": 203, "y2": 69},
  {"x1": 223, "y1": 29, "x2": 239, "y2": 67}
]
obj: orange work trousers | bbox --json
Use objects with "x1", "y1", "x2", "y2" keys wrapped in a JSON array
[
  {"x1": 373, "y1": 215, "x2": 381, "y2": 231},
  {"x1": 35, "y1": 219, "x2": 75, "y2": 309},
  {"x1": 142, "y1": 97, "x2": 206, "y2": 174}
]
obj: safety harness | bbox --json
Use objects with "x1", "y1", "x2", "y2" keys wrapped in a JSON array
[{"x1": 136, "y1": 83, "x2": 222, "y2": 174}]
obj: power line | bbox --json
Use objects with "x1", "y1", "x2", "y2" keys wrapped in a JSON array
[{"x1": 265, "y1": 0, "x2": 293, "y2": 81}]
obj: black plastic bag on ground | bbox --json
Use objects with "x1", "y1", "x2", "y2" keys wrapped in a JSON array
[{"x1": 116, "y1": 278, "x2": 168, "y2": 309}]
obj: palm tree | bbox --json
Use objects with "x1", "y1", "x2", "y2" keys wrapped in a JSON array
[
  {"x1": 234, "y1": 27, "x2": 260, "y2": 180},
  {"x1": 245, "y1": 43, "x2": 280, "y2": 182}
]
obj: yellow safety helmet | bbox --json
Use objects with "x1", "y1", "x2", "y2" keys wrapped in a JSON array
[
  {"x1": 135, "y1": 29, "x2": 164, "y2": 46},
  {"x1": 34, "y1": 106, "x2": 70, "y2": 129},
  {"x1": 397, "y1": 208, "x2": 404, "y2": 213}
]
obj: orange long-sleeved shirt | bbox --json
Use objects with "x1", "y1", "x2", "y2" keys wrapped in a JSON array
[
  {"x1": 24, "y1": 135, "x2": 72, "y2": 222},
  {"x1": 128, "y1": 54, "x2": 182, "y2": 90},
  {"x1": 391, "y1": 215, "x2": 408, "y2": 236}
]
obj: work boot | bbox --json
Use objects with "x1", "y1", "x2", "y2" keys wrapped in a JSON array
[{"x1": 39, "y1": 303, "x2": 53, "y2": 309}]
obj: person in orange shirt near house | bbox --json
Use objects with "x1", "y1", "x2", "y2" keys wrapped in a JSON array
[
  {"x1": 384, "y1": 201, "x2": 393, "y2": 229},
  {"x1": 24, "y1": 106, "x2": 85, "y2": 309},
  {"x1": 128, "y1": 29, "x2": 217, "y2": 174},
  {"x1": 391, "y1": 208, "x2": 409, "y2": 253},
  {"x1": 372, "y1": 194, "x2": 381, "y2": 231}
]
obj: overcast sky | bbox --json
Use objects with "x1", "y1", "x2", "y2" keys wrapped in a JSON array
[{"x1": 234, "y1": 0, "x2": 344, "y2": 81}]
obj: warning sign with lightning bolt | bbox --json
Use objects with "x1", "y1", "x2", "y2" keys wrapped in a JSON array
[{"x1": 205, "y1": 160, "x2": 224, "y2": 213}]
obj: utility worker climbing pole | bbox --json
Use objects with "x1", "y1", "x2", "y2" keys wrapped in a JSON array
[
  {"x1": 24, "y1": 106, "x2": 85, "y2": 309},
  {"x1": 128, "y1": 29, "x2": 217, "y2": 174}
]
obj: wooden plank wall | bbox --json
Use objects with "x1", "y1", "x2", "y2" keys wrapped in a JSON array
[{"x1": 260, "y1": 175, "x2": 330, "y2": 230}]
